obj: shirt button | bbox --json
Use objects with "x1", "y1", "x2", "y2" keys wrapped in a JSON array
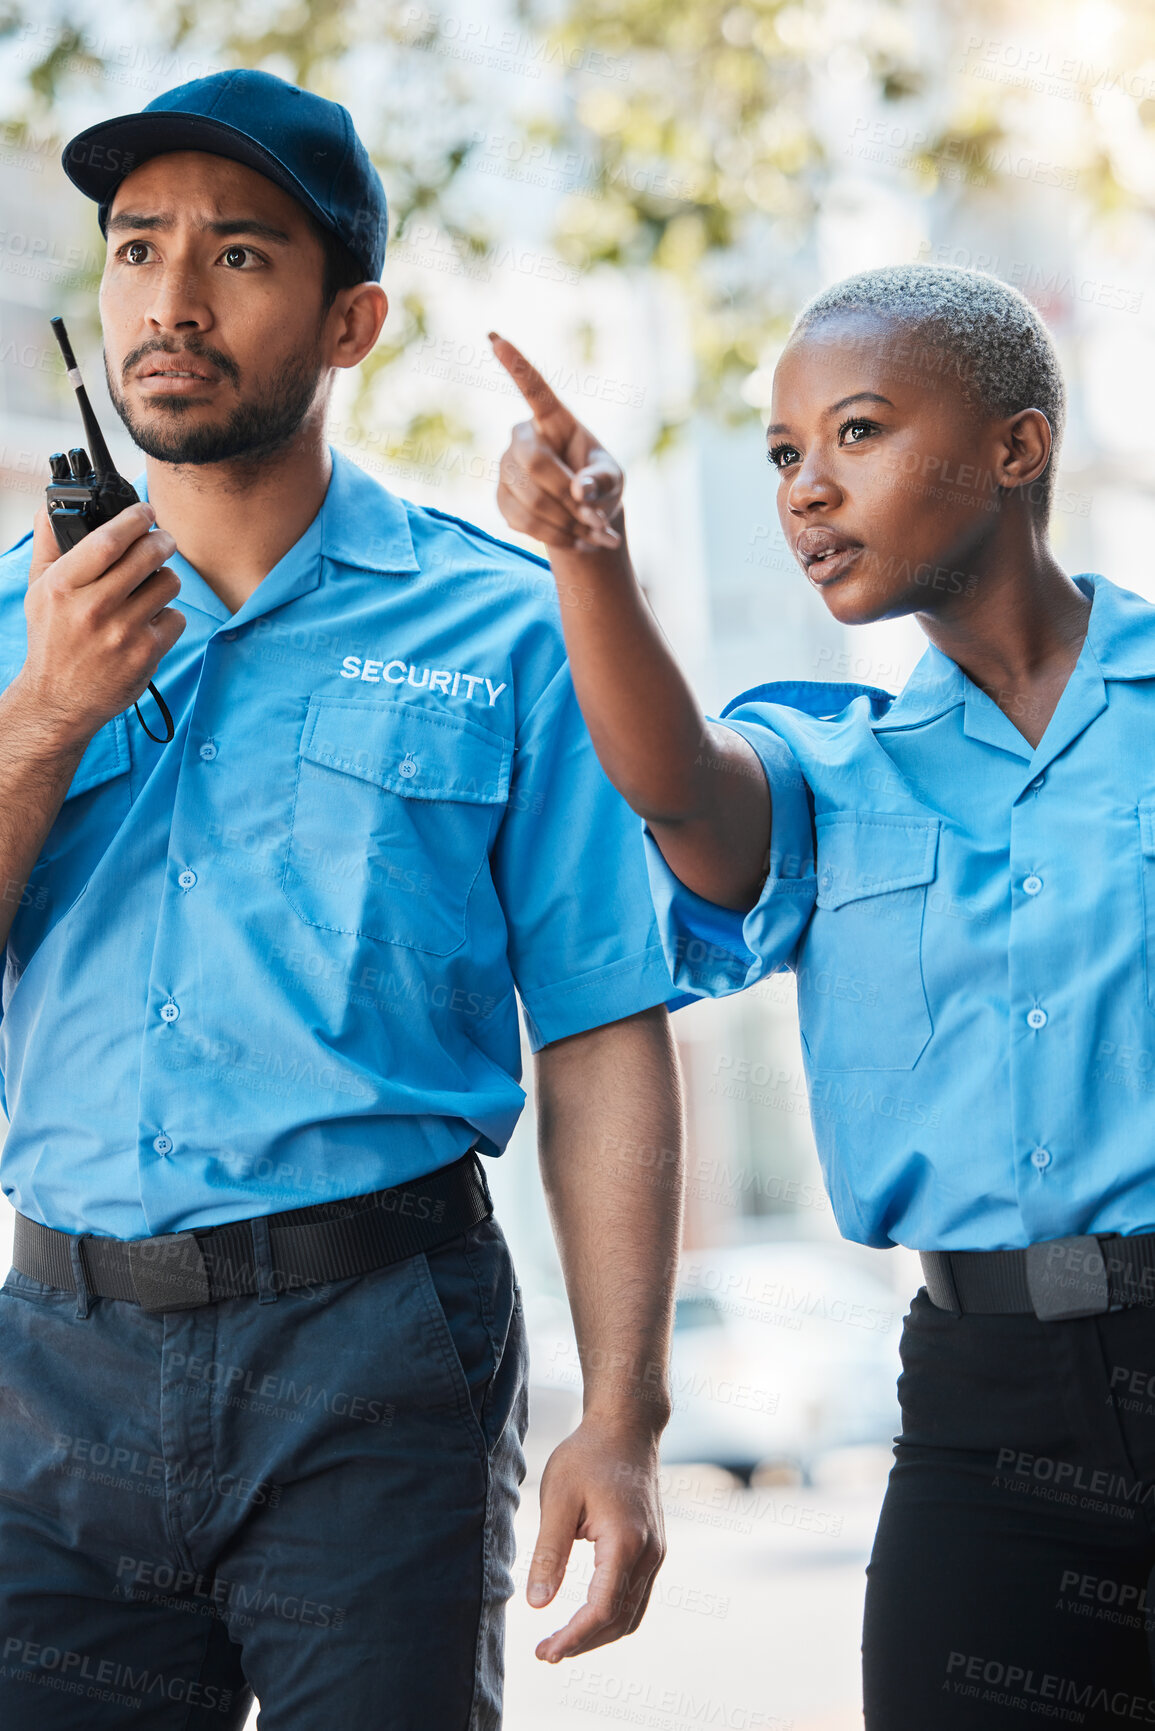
[
  {"x1": 153, "y1": 1134, "x2": 172, "y2": 1156},
  {"x1": 177, "y1": 869, "x2": 197, "y2": 890},
  {"x1": 1031, "y1": 1146, "x2": 1052, "y2": 1170},
  {"x1": 1027, "y1": 1007, "x2": 1048, "y2": 1030},
  {"x1": 398, "y1": 753, "x2": 418, "y2": 779},
  {"x1": 1029, "y1": 774, "x2": 1045, "y2": 791},
  {"x1": 199, "y1": 742, "x2": 218, "y2": 762},
  {"x1": 160, "y1": 1001, "x2": 180, "y2": 1024},
  {"x1": 221, "y1": 629, "x2": 238, "y2": 642},
  {"x1": 1023, "y1": 874, "x2": 1043, "y2": 896}
]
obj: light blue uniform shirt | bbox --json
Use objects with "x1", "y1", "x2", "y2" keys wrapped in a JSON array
[
  {"x1": 0, "y1": 450, "x2": 672, "y2": 1239},
  {"x1": 648, "y1": 573, "x2": 1155, "y2": 1252}
]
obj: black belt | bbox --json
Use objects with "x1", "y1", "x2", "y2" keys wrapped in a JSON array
[
  {"x1": 12, "y1": 1150, "x2": 493, "y2": 1313},
  {"x1": 921, "y1": 1231, "x2": 1155, "y2": 1322}
]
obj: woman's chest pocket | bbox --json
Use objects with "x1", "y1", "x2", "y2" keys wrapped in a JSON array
[
  {"x1": 799, "y1": 812, "x2": 940, "y2": 1072},
  {"x1": 282, "y1": 697, "x2": 512, "y2": 955}
]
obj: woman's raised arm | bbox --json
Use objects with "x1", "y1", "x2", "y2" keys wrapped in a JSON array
[{"x1": 491, "y1": 334, "x2": 771, "y2": 912}]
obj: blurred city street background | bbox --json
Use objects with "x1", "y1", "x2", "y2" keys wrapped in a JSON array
[{"x1": 2, "y1": 0, "x2": 1155, "y2": 1722}]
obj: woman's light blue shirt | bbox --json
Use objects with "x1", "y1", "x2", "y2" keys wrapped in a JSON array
[{"x1": 647, "y1": 573, "x2": 1155, "y2": 1252}]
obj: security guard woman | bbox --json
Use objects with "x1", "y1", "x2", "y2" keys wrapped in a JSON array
[{"x1": 492, "y1": 266, "x2": 1155, "y2": 1728}]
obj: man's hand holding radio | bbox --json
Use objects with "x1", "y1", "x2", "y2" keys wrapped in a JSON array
[
  {"x1": 0, "y1": 503, "x2": 183, "y2": 953},
  {"x1": 18, "y1": 501, "x2": 184, "y2": 751}
]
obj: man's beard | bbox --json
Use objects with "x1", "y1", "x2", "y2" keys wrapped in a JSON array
[{"x1": 106, "y1": 340, "x2": 324, "y2": 467}]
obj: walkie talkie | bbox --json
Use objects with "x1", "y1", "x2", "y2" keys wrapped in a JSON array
[{"x1": 46, "y1": 316, "x2": 174, "y2": 744}]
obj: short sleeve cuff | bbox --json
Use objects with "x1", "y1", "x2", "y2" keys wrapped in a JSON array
[
  {"x1": 642, "y1": 717, "x2": 817, "y2": 1000},
  {"x1": 519, "y1": 943, "x2": 677, "y2": 1051}
]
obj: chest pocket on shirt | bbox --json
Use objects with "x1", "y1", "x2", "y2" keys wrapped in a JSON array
[
  {"x1": 798, "y1": 812, "x2": 940, "y2": 1071},
  {"x1": 283, "y1": 697, "x2": 512, "y2": 955}
]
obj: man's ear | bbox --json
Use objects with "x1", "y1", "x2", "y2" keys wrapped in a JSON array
[
  {"x1": 328, "y1": 284, "x2": 388, "y2": 370},
  {"x1": 997, "y1": 407, "x2": 1053, "y2": 494}
]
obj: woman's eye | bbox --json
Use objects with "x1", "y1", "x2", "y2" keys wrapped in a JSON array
[
  {"x1": 124, "y1": 241, "x2": 151, "y2": 265},
  {"x1": 768, "y1": 443, "x2": 798, "y2": 470},
  {"x1": 840, "y1": 418, "x2": 877, "y2": 444}
]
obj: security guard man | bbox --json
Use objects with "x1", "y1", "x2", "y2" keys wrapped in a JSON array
[{"x1": 0, "y1": 70, "x2": 681, "y2": 1729}]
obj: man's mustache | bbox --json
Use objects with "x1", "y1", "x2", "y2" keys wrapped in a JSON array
[{"x1": 119, "y1": 338, "x2": 241, "y2": 389}]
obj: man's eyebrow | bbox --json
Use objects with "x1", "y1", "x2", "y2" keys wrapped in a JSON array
[
  {"x1": 106, "y1": 212, "x2": 173, "y2": 233},
  {"x1": 201, "y1": 217, "x2": 292, "y2": 245},
  {"x1": 106, "y1": 213, "x2": 292, "y2": 245},
  {"x1": 766, "y1": 390, "x2": 896, "y2": 437}
]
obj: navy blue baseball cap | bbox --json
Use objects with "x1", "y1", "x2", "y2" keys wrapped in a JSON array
[{"x1": 61, "y1": 68, "x2": 387, "y2": 281}]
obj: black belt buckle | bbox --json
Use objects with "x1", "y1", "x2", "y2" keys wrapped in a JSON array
[
  {"x1": 1025, "y1": 1234, "x2": 1109, "y2": 1322},
  {"x1": 127, "y1": 1231, "x2": 211, "y2": 1312}
]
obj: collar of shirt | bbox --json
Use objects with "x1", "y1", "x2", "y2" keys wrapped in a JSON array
[
  {"x1": 871, "y1": 571, "x2": 1155, "y2": 777},
  {"x1": 136, "y1": 448, "x2": 421, "y2": 628}
]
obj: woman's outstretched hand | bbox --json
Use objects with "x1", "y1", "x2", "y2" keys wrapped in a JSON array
[{"x1": 490, "y1": 333, "x2": 624, "y2": 553}]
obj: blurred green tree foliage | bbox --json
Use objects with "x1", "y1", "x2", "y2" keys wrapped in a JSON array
[{"x1": 5, "y1": 0, "x2": 1154, "y2": 451}]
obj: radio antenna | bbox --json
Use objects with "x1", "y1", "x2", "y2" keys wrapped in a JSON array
[{"x1": 50, "y1": 316, "x2": 117, "y2": 482}]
